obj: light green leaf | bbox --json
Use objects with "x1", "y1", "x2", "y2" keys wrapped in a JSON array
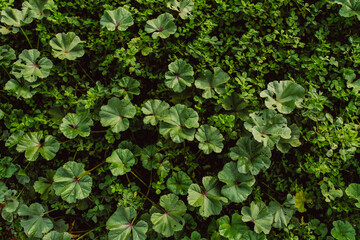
[
  {"x1": 334, "y1": 0, "x2": 360, "y2": 20},
  {"x1": 166, "y1": 171, "x2": 192, "y2": 195},
  {"x1": 167, "y1": 0, "x2": 194, "y2": 19},
  {"x1": 241, "y1": 201, "x2": 273, "y2": 234},
  {"x1": 195, "y1": 125, "x2": 224, "y2": 154},
  {"x1": 195, "y1": 67, "x2": 230, "y2": 99},
  {"x1": 4, "y1": 78, "x2": 37, "y2": 99},
  {"x1": 100, "y1": 7, "x2": 134, "y2": 31},
  {"x1": 22, "y1": 0, "x2": 52, "y2": 20},
  {"x1": 49, "y1": 32, "x2": 85, "y2": 60},
  {"x1": 106, "y1": 148, "x2": 135, "y2": 176},
  {"x1": 217, "y1": 213, "x2": 249, "y2": 240},
  {"x1": 142, "y1": 99, "x2": 170, "y2": 126},
  {"x1": 269, "y1": 195, "x2": 296, "y2": 229},
  {"x1": 100, "y1": 97, "x2": 136, "y2": 133},
  {"x1": 345, "y1": 183, "x2": 360, "y2": 208},
  {"x1": 181, "y1": 231, "x2": 206, "y2": 240},
  {"x1": 295, "y1": 191, "x2": 312, "y2": 213},
  {"x1": 165, "y1": 59, "x2": 194, "y2": 92},
  {"x1": 331, "y1": 220, "x2": 356, "y2": 240},
  {"x1": 59, "y1": 112, "x2": 93, "y2": 139},
  {"x1": 53, "y1": 161, "x2": 92, "y2": 203},
  {"x1": 43, "y1": 231, "x2": 72, "y2": 240},
  {"x1": 0, "y1": 45, "x2": 16, "y2": 66},
  {"x1": 276, "y1": 124, "x2": 301, "y2": 153},
  {"x1": 1, "y1": 7, "x2": 32, "y2": 27},
  {"x1": 145, "y1": 13, "x2": 177, "y2": 39}
]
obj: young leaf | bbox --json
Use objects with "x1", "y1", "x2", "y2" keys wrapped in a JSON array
[
  {"x1": 151, "y1": 193, "x2": 187, "y2": 237},
  {"x1": 43, "y1": 231, "x2": 72, "y2": 240},
  {"x1": 165, "y1": 59, "x2": 194, "y2": 93},
  {"x1": 106, "y1": 206, "x2": 148, "y2": 240},
  {"x1": 34, "y1": 170, "x2": 55, "y2": 200},
  {"x1": 222, "y1": 93, "x2": 249, "y2": 121},
  {"x1": 1, "y1": 7, "x2": 32, "y2": 27},
  {"x1": 331, "y1": 220, "x2": 356, "y2": 240},
  {"x1": 166, "y1": 171, "x2": 192, "y2": 195},
  {"x1": 295, "y1": 191, "x2": 312, "y2": 213},
  {"x1": 218, "y1": 162, "x2": 255, "y2": 203},
  {"x1": 111, "y1": 76, "x2": 140, "y2": 100},
  {"x1": 100, "y1": 97, "x2": 136, "y2": 133},
  {"x1": 11, "y1": 49, "x2": 53, "y2": 82},
  {"x1": 0, "y1": 45, "x2": 16, "y2": 66},
  {"x1": 22, "y1": 0, "x2": 52, "y2": 20},
  {"x1": 276, "y1": 124, "x2": 301, "y2": 153},
  {"x1": 194, "y1": 67, "x2": 230, "y2": 99},
  {"x1": 100, "y1": 7, "x2": 134, "y2": 31},
  {"x1": 4, "y1": 79, "x2": 37, "y2": 99},
  {"x1": 106, "y1": 149, "x2": 136, "y2": 176},
  {"x1": 16, "y1": 132, "x2": 60, "y2": 161},
  {"x1": 0, "y1": 157, "x2": 18, "y2": 178},
  {"x1": 159, "y1": 104, "x2": 199, "y2": 143},
  {"x1": 334, "y1": 0, "x2": 360, "y2": 20},
  {"x1": 195, "y1": 124, "x2": 224, "y2": 154},
  {"x1": 187, "y1": 176, "x2": 228, "y2": 217},
  {"x1": 229, "y1": 137, "x2": 272, "y2": 175},
  {"x1": 241, "y1": 201, "x2": 273, "y2": 234},
  {"x1": 59, "y1": 112, "x2": 93, "y2": 139},
  {"x1": 53, "y1": 161, "x2": 92, "y2": 203},
  {"x1": 49, "y1": 32, "x2": 85, "y2": 60},
  {"x1": 142, "y1": 99, "x2": 170, "y2": 126},
  {"x1": 167, "y1": 0, "x2": 194, "y2": 19},
  {"x1": 18, "y1": 203, "x2": 53, "y2": 238},
  {"x1": 217, "y1": 213, "x2": 249, "y2": 240},
  {"x1": 345, "y1": 183, "x2": 360, "y2": 208},
  {"x1": 140, "y1": 145, "x2": 163, "y2": 170},
  {"x1": 145, "y1": 13, "x2": 177, "y2": 39}
]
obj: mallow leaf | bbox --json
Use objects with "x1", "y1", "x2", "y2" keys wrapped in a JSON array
[
  {"x1": 187, "y1": 176, "x2": 228, "y2": 217},
  {"x1": 140, "y1": 145, "x2": 163, "y2": 170},
  {"x1": 165, "y1": 59, "x2": 194, "y2": 93},
  {"x1": 100, "y1": 97, "x2": 136, "y2": 133},
  {"x1": 195, "y1": 67, "x2": 230, "y2": 99},
  {"x1": 49, "y1": 32, "x2": 85, "y2": 60},
  {"x1": 100, "y1": 7, "x2": 134, "y2": 31},
  {"x1": 145, "y1": 13, "x2": 177, "y2": 39},
  {"x1": 18, "y1": 203, "x2": 53, "y2": 238},
  {"x1": 0, "y1": 156, "x2": 19, "y2": 178},
  {"x1": 142, "y1": 99, "x2": 170, "y2": 126},
  {"x1": 11, "y1": 49, "x2": 53, "y2": 82},
  {"x1": 276, "y1": 124, "x2": 301, "y2": 153},
  {"x1": 268, "y1": 194, "x2": 296, "y2": 229},
  {"x1": 1, "y1": 7, "x2": 32, "y2": 27},
  {"x1": 22, "y1": 0, "x2": 52, "y2": 20},
  {"x1": 241, "y1": 201, "x2": 273, "y2": 234},
  {"x1": 151, "y1": 193, "x2": 187, "y2": 237},
  {"x1": 222, "y1": 93, "x2": 249, "y2": 121},
  {"x1": 295, "y1": 191, "x2": 312, "y2": 213},
  {"x1": 59, "y1": 112, "x2": 93, "y2": 139},
  {"x1": 331, "y1": 220, "x2": 356, "y2": 240},
  {"x1": 218, "y1": 162, "x2": 255, "y2": 203},
  {"x1": 4, "y1": 79, "x2": 37, "y2": 99},
  {"x1": 159, "y1": 104, "x2": 199, "y2": 143},
  {"x1": 106, "y1": 206, "x2": 148, "y2": 240},
  {"x1": 244, "y1": 109, "x2": 291, "y2": 148},
  {"x1": 181, "y1": 231, "x2": 206, "y2": 240},
  {"x1": 195, "y1": 125, "x2": 224, "y2": 154},
  {"x1": 217, "y1": 213, "x2": 249, "y2": 240},
  {"x1": 242, "y1": 231, "x2": 267, "y2": 240},
  {"x1": 111, "y1": 76, "x2": 140, "y2": 100},
  {"x1": 260, "y1": 80, "x2": 305, "y2": 114},
  {"x1": 106, "y1": 149, "x2": 135, "y2": 176},
  {"x1": 229, "y1": 137, "x2": 272, "y2": 175},
  {"x1": 0, "y1": 45, "x2": 16, "y2": 66},
  {"x1": 53, "y1": 161, "x2": 92, "y2": 203},
  {"x1": 334, "y1": 0, "x2": 360, "y2": 20},
  {"x1": 167, "y1": 0, "x2": 194, "y2": 19},
  {"x1": 166, "y1": 171, "x2": 192, "y2": 195},
  {"x1": 34, "y1": 170, "x2": 55, "y2": 201},
  {"x1": 345, "y1": 183, "x2": 360, "y2": 208},
  {"x1": 16, "y1": 132, "x2": 60, "y2": 161},
  {"x1": 43, "y1": 231, "x2": 72, "y2": 240}
]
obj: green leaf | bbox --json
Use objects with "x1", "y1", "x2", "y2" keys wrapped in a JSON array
[
  {"x1": 187, "y1": 176, "x2": 228, "y2": 217},
  {"x1": 181, "y1": 231, "x2": 206, "y2": 240},
  {"x1": 195, "y1": 125, "x2": 224, "y2": 154},
  {"x1": 107, "y1": 206, "x2": 148, "y2": 240},
  {"x1": 16, "y1": 132, "x2": 60, "y2": 161},
  {"x1": 334, "y1": 0, "x2": 360, "y2": 20},
  {"x1": 142, "y1": 99, "x2": 170, "y2": 126},
  {"x1": 260, "y1": 80, "x2": 305, "y2": 114},
  {"x1": 11, "y1": 49, "x2": 53, "y2": 82},
  {"x1": 217, "y1": 213, "x2": 249, "y2": 240},
  {"x1": 145, "y1": 13, "x2": 177, "y2": 39},
  {"x1": 43, "y1": 231, "x2": 72, "y2": 240},
  {"x1": 0, "y1": 157, "x2": 18, "y2": 178},
  {"x1": 218, "y1": 162, "x2": 255, "y2": 203},
  {"x1": 1, "y1": 7, "x2": 32, "y2": 27},
  {"x1": 100, "y1": 7, "x2": 134, "y2": 31},
  {"x1": 242, "y1": 231, "x2": 267, "y2": 240},
  {"x1": 268, "y1": 195, "x2": 296, "y2": 229},
  {"x1": 276, "y1": 124, "x2": 301, "y2": 153},
  {"x1": 195, "y1": 67, "x2": 230, "y2": 99},
  {"x1": 34, "y1": 170, "x2": 55, "y2": 200},
  {"x1": 100, "y1": 97, "x2": 136, "y2": 133},
  {"x1": 18, "y1": 203, "x2": 53, "y2": 238},
  {"x1": 167, "y1": 0, "x2": 194, "y2": 19},
  {"x1": 165, "y1": 59, "x2": 194, "y2": 92},
  {"x1": 244, "y1": 109, "x2": 291, "y2": 148},
  {"x1": 0, "y1": 45, "x2": 16, "y2": 66},
  {"x1": 106, "y1": 148, "x2": 136, "y2": 176},
  {"x1": 22, "y1": 0, "x2": 52, "y2": 20},
  {"x1": 140, "y1": 145, "x2": 163, "y2": 170},
  {"x1": 222, "y1": 93, "x2": 249, "y2": 121},
  {"x1": 159, "y1": 104, "x2": 199, "y2": 143},
  {"x1": 59, "y1": 112, "x2": 93, "y2": 139},
  {"x1": 151, "y1": 193, "x2": 187, "y2": 237},
  {"x1": 49, "y1": 32, "x2": 85, "y2": 60},
  {"x1": 229, "y1": 137, "x2": 272, "y2": 175},
  {"x1": 241, "y1": 201, "x2": 273, "y2": 234},
  {"x1": 4, "y1": 78, "x2": 37, "y2": 99},
  {"x1": 167, "y1": 171, "x2": 192, "y2": 195},
  {"x1": 295, "y1": 191, "x2": 312, "y2": 213},
  {"x1": 111, "y1": 76, "x2": 140, "y2": 100},
  {"x1": 331, "y1": 220, "x2": 356, "y2": 240},
  {"x1": 345, "y1": 183, "x2": 360, "y2": 208},
  {"x1": 53, "y1": 161, "x2": 92, "y2": 203}
]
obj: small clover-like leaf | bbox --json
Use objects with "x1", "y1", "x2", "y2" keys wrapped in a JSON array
[
  {"x1": 195, "y1": 124, "x2": 224, "y2": 154},
  {"x1": 217, "y1": 213, "x2": 249, "y2": 240},
  {"x1": 260, "y1": 80, "x2": 305, "y2": 114},
  {"x1": 167, "y1": 171, "x2": 192, "y2": 195},
  {"x1": 1, "y1": 7, "x2": 32, "y2": 27},
  {"x1": 49, "y1": 32, "x2": 85, "y2": 60},
  {"x1": 53, "y1": 161, "x2": 92, "y2": 203},
  {"x1": 151, "y1": 193, "x2": 187, "y2": 237},
  {"x1": 100, "y1": 7, "x2": 134, "y2": 31},
  {"x1": 106, "y1": 149, "x2": 136, "y2": 176},
  {"x1": 59, "y1": 112, "x2": 93, "y2": 139},
  {"x1": 111, "y1": 76, "x2": 140, "y2": 99},
  {"x1": 331, "y1": 220, "x2": 356, "y2": 240},
  {"x1": 145, "y1": 13, "x2": 177, "y2": 39},
  {"x1": 43, "y1": 231, "x2": 72, "y2": 240},
  {"x1": 334, "y1": 0, "x2": 360, "y2": 20},
  {"x1": 222, "y1": 93, "x2": 249, "y2": 121},
  {"x1": 229, "y1": 137, "x2": 272, "y2": 175},
  {"x1": 218, "y1": 162, "x2": 255, "y2": 203},
  {"x1": 11, "y1": 49, "x2": 53, "y2": 82},
  {"x1": 18, "y1": 203, "x2": 53, "y2": 238},
  {"x1": 142, "y1": 99, "x2": 170, "y2": 126},
  {"x1": 187, "y1": 176, "x2": 228, "y2": 217},
  {"x1": 106, "y1": 206, "x2": 148, "y2": 240},
  {"x1": 100, "y1": 97, "x2": 136, "y2": 133},
  {"x1": 195, "y1": 67, "x2": 230, "y2": 99},
  {"x1": 241, "y1": 201, "x2": 273, "y2": 234},
  {"x1": 167, "y1": 0, "x2": 194, "y2": 19},
  {"x1": 165, "y1": 59, "x2": 194, "y2": 92},
  {"x1": 4, "y1": 79, "x2": 37, "y2": 99},
  {"x1": 345, "y1": 183, "x2": 360, "y2": 208},
  {"x1": 16, "y1": 132, "x2": 60, "y2": 161},
  {"x1": 0, "y1": 45, "x2": 16, "y2": 66},
  {"x1": 22, "y1": 0, "x2": 52, "y2": 20}
]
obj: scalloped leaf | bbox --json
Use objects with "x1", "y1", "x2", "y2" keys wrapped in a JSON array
[
  {"x1": 43, "y1": 231, "x2": 72, "y2": 240},
  {"x1": 0, "y1": 157, "x2": 18, "y2": 178},
  {"x1": 106, "y1": 148, "x2": 136, "y2": 176},
  {"x1": 140, "y1": 145, "x2": 163, "y2": 170},
  {"x1": 331, "y1": 220, "x2": 356, "y2": 240},
  {"x1": 145, "y1": 13, "x2": 177, "y2": 39},
  {"x1": 268, "y1": 194, "x2": 296, "y2": 229},
  {"x1": 1, "y1": 7, "x2": 33, "y2": 27},
  {"x1": 111, "y1": 76, "x2": 140, "y2": 100},
  {"x1": 217, "y1": 213, "x2": 249, "y2": 240},
  {"x1": 222, "y1": 93, "x2": 249, "y2": 121},
  {"x1": 345, "y1": 183, "x2": 360, "y2": 208},
  {"x1": 195, "y1": 124, "x2": 224, "y2": 154},
  {"x1": 241, "y1": 201, "x2": 273, "y2": 234},
  {"x1": 0, "y1": 45, "x2": 16, "y2": 66},
  {"x1": 100, "y1": 7, "x2": 134, "y2": 31},
  {"x1": 165, "y1": 59, "x2": 194, "y2": 93},
  {"x1": 22, "y1": 0, "x2": 52, "y2": 20},
  {"x1": 334, "y1": 0, "x2": 360, "y2": 20},
  {"x1": 4, "y1": 78, "x2": 37, "y2": 99},
  {"x1": 49, "y1": 32, "x2": 85, "y2": 60},
  {"x1": 195, "y1": 67, "x2": 230, "y2": 99},
  {"x1": 142, "y1": 99, "x2": 170, "y2": 126},
  {"x1": 276, "y1": 124, "x2": 301, "y2": 153},
  {"x1": 167, "y1": 171, "x2": 192, "y2": 195},
  {"x1": 167, "y1": 0, "x2": 194, "y2": 19},
  {"x1": 59, "y1": 112, "x2": 93, "y2": 139}
]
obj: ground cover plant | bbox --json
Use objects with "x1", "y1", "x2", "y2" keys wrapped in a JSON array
[{"x1": 0, "y1": 0, "x2": 360, "y2": 239}]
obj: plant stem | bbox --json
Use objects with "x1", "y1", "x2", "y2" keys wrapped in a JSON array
[
  {"x1": 20, "y1": 27, "x2": 33, "y2": 48},
  {"x1": 76, "y1": 226, "x2": 105, "y2": 240},
  {"x1": 130, "y1": 171, "x2": 148, "y2": 187},
  {"x1": 77, "y1": 63, "x2": 95, "y2": 84},
  {"x1": 15, "y1": 187, "x2": 25, "y2": 200},
  {"x1": 43, "y1": 209, "x2": 57, "y2": 215},
  {"x1": 138, "y1": 191, "x2": 163, "y2": 211},
  {"x1": 1, "y1": 65, "x2": 11, "y2": 78},
  {"x1": 60, "y1": 139, "x2": 72, "y2": 144},
  {"x1": 91, "y1": 130, "x2": 107, "y2": 133},
  {"x1": 87, "y1": 161, "x2": 105, "y2": 173},
  {"x1": 132, "y1": 170, "x2": 153, "y2": 225}
]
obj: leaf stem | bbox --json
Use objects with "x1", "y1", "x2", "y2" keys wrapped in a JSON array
[
  {"x1": 91, "y1": 130, "x2": 107, "y2": 133},
  {"x1": 87, "y1": 161, "x2": 105, "y2": 173},
  {"x1": 77, "y1": 63, "x2": 95, "y2": 84},
  {"x1": 130, "y1": 171, "x2": 148, "y2": 187},
  {"x1": 76, "y1": 226, "x2": 105, "y2": 240},
  {"x1": 20, "y1": 27, "x2": 33, "y2": 48},
  {"x1": 1, "y1": 65, "x2": 11, "y2": 78},
  {"x1": 43, "y1": 209, "x2": 57, "y2": 215}
]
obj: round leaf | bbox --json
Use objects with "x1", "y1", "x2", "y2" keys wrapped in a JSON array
[
  {"x1": 100, "y1": 7, "x2": 134, "y2": 31},
  {"x1": 165, "y1": 59, "x2": 194, "y2": 92},
  {"x1": 331, "y1": 220, "x2": 356, "y2": 240},
  {"x1": 241, "y1": 201, "x2": 273, "y2": 234},
  {"x1": 194, "y1": 67, "x2": 230, "y2": 99},
  {"x1": 167, "y1": 0, "x2": 194, "y2": 19},
  {"x1": 217, "y1": 213, "x2": 249, "y2": 240},
  {"x1": 22, "y1": 0, "x2": 52, "y2": 20},
  {"x1": 166, "y1": 171, "x2": 192, "y2": 195},
  {"x1": 145, "y1": 13, "x2": 177, "y2": 39},
  {"x1": 345, "y1": 183, "x2": 360, "y2": 208},
  {"x1": 141, "y1": 99, "x2": 170, "y2": 126},
  {"x1": 0, "y1": 45, "x2": 16, "y2": 66},
  {"x1": 334, "y1": 0, "x2": 360, "y2": 20},
  {"x1": 4, "y1": 78, "x2": 37, "y2": 99},
  {"x1": 43, "y1": 231, "x2": 72, "y2": 240},
  {"x1": 106, "y1": 149, "x2": 136, "y2": 176},
  {"x1": 111, "y1": 76, "x2": 140, "y2": 99},
  {"x1": 49, "y1": 32, "x2": 85, "y2": 60},
  {"x1": 59, "y1": 112, "x2": 93, "y2": 139},
  {"x1": 1, "y1": 7, "x2": 32, "y2": 27},
  {"x1": 195, "y1": 124, "x2": 224, "y2": 154}
]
